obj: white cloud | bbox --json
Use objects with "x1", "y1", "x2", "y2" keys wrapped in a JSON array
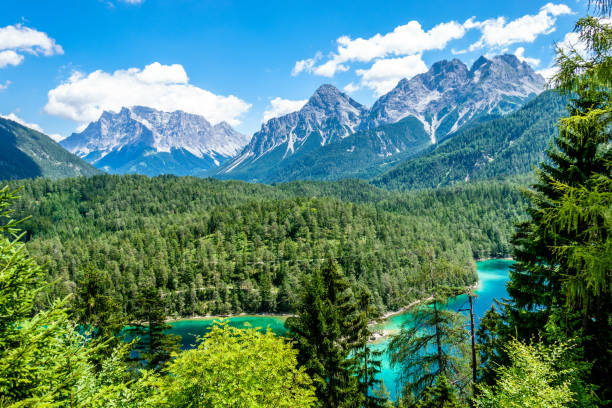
[
  {"x1": 0, "y1": 112, "x2": 64, "y2": 141},
  {"x1": 0, "y1": 24, "x2": 63, "y2": 68},
  {"x1": 292, "y1": 3, "x2": 574, "y2": 97},
  {"x1": 541, "y1": 3, "x2": 573, "y2": 16},
  {"x1": 0, "y1": 112, "x2": 43, "y2": 132},
  {"x1": 292, "y1": 52, "x2": 322, "y2": 76},
  {"x1": 0, "y1": 50, "x2": 23, "y2": 68},
  {"x1": 537, "y1": 66, "x2": 559, "y2": 81},
  {"x1": 356, "y1": 54, "x2": 428, "y2": 96},
  {"x1": 135, "y1": 61, "x2": 188, "y2": 83},
  {"x1": 44, "y1": 62, "x2": 252, "y2": 128},
  {"x1": 296, "y1": 20, "x2": 466, "y2": 77},
  {"x1": 467, "y1": 3, "x2": 573, "y2": 51},
  {"x1": 0, "y1": 80, "x2": 10, "y2": 90},
  {"x1": 262, "y1": 97, "x2": 307, "y2": 122},
  {"x1": 343, "y1": 82, "x2": 360, "y2": 93},
  {"x1": 313, "y1": 59, "x2": 349, "y2": 77},
  {"x1": 514, "y1": 47, "x2": 540, "y2": 66}
]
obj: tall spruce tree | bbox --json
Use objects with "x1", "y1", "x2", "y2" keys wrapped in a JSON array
[
  {"x1": 353, "y1": 289, "x2": 388, "y2": 408},
  {"x1": 475, "y1": 306, "x2": 502, "y2": 386},
  {"x1": 130, "y1": 286, "x2": 180, "y2": 370},
  {"x1": 285, "y1": 260, "x2": 363, "y2": 408},
  {"x1": 73, "y1": 266, "x2": 126, "y2": 367},
  {"x1": 488, "y1": 6, "x2": 611, "y2": 403},
  {"x1": 388, "y1": 253, "x2": 471, "y2": 404}
]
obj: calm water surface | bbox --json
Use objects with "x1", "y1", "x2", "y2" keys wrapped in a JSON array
[{"x1": 167, "y1": 259, "x2": 513, "y2": 400}]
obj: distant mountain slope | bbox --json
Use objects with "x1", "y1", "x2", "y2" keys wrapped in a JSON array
[
  {"x1": 216, "y1": 84, "x2": 368, "y2": 181},
  {"x1": 268, "y1": 116, "x2": 431, "y2": 182},
  {"x1": 373, "y1": 90, "x2": 567, "y2": 190},
  {"x1": 61, "y1": 106, "x2": 249, "y2": 176},
  {"x1": 366, "y1": 54, "x2": 545, "y2": 143},
  {"x1": 0, "y1": 117, "x2": 102, "y2": 180}
]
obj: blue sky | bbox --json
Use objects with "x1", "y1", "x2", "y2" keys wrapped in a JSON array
[{"x1": 0, "y1": 0, "x2": 586, "y2": 139}]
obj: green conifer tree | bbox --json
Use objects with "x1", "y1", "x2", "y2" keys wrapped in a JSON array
[
  {"x1": 388, "y1": 253, "x2": 471, "y2": 404},
  {"x1": 285, "y1": 260, "x2": 363, "y2": 408},
  {"x1": 416, "y1": 376, "x2": 465, "y2": 408},
  {"x1": 353, "y1": 289, "x2": 388, "y2": 408},
  {"x1": 490, "y1": 8, "x2": 611, "y2": 402},
  {"x1": 73, "y1": 266, "x2": 126, "y2": 367},
  {"x1": 130, "y1": 286, "x2": 180, "y2": 370}
]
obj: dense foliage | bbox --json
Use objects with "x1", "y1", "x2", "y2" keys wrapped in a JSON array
[
  {"x1": 389, "y1": 254, "x2": 471, "y2": 406},
  {"x1": 286, "y1": 261, "x2": 368, "y2": 407},
  {"x1": 475, "y1": 340, "x2": 576, "y2": 408},
  {"x1": 479, "y1": 9, "x2": 611, "y2": 406},
  {"x1": 0, "y1": 188, "x2": 318, "y2": 407},
  {"x1": 160, "y1": 321, "x2": 317, "y2": 407},
  {"x1": 6, "y1": 175, "x2": 528, "y2": 318}
]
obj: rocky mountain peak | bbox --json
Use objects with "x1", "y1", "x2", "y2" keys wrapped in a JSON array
[
  {"x1": 60, "y1": 106, "x2": 249, "y2": 176},
  {"x1": 367, "y1": 54, "x2": 545, "y2": 143},
  {"x1": 305, "y1": 84, "x2": 367, "y2": 115},
  {"x1": 218, "y1": 84, "x2": 369, "y2": 176},
  {"x1": 470, "y1": 56, "x2": 490, "y2": 72}
]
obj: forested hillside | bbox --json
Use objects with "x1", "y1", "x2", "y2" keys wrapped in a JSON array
[
  {"x1": 0, "y1": 117, "x2": 102, "y2": 180},
  {"x1": 374, "y1": 91, "x2": 567, "y2": 190},
  {"x1": 10, "y1": 175, "x2": 527, "y2": 317}
]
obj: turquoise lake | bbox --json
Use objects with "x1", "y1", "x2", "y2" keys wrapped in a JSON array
[{"x1": 167, "y1": 259, "x2": 513, "y2": 400}]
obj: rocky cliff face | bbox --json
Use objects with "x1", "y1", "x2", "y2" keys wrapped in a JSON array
[
  {"x1": 367, "y1": 54, "x2": 545, "y2": 143},
  {"x1": 60, "y1": 106, "x2": 249, "y2": 176},
  {"x1": 220, "y1": 84, "x2": 368, "y2": 174}
]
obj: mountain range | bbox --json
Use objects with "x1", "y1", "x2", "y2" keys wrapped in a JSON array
[
  {"x1": 60, "y1": 106, "x2": 249, "y2": 176},
  {"x1": 366, "y1": 55, "x2": 545, "y2": 142},
  {"x1": 215, "y1": 54, "x2": 545, "y2": 182},
  {"x1": 3, "y1": 53, "x2": 562, "y2": 190},
  {"x1": 373, "y1": 90, "x2": 567, "y2": 190}
]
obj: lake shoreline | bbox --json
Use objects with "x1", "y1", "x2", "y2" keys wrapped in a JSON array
[
  {"x1": 167, "y1": 258, "x2": 512, "y2": 325},
  {"x1": 167, "y1": 312, "x2": 293, "y2": 323},
  {"x1": 476, "y1": 256, "x2": 513, "y2": 262},
  {"x1": 167, "y1": 284, "x2": 481, "y2": 327}
]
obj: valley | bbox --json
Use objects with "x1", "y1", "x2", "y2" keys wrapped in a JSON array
[{"x1": 1, "y1": 2, "x2": 610, "y2": 405}]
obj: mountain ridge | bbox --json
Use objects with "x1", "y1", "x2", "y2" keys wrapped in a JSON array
[
  {"x1": 373, "y1": 90, "x2": 567, "y2": 190},
  {"x1": 366, "y1": 54, "x2": 545, "y2": 143},
  {"x1": 0, "y1": 116, "x2": 102, "y2": 180},
  {"x1": 218, "y1": 54, "x2": 545, "y2": 182},
  {"x1": 61, "y1": 106, "x2": 249, "y2": 176},
  {"x1": 219, "y1": 84, "x2": 368, "y2": 177}
]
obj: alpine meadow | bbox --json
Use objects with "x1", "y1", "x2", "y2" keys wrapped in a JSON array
[{"x1": 0, "y1": 0, "x2": 610, "y2": 407}]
